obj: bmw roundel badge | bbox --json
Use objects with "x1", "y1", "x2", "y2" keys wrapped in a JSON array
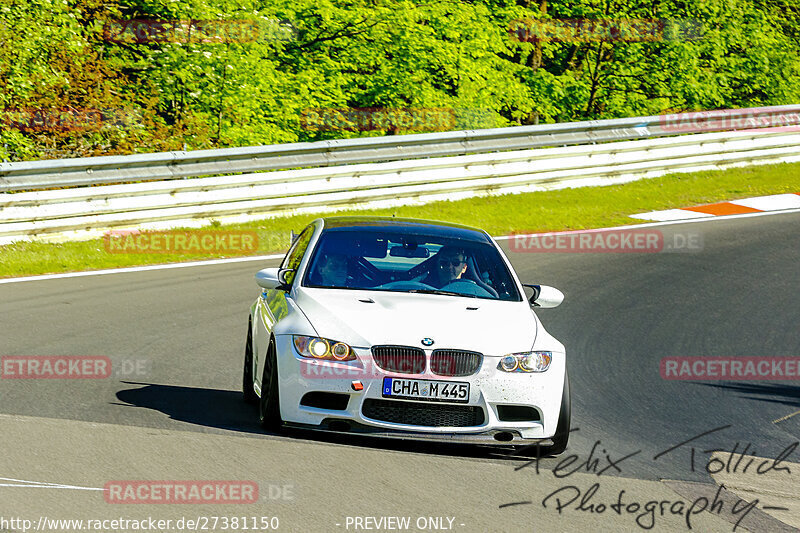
[{"x1": 421, "y1": 338, "x2": 434, "y2": 346}]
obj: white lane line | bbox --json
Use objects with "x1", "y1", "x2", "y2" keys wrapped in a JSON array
[
  {"x1": 0, "y1": 476, "x2": 79, "y2": 486},
  {"x1": 2, "y1": 208, "x2": 799, "y2": 284},
  {"x1": 0, "y1": 477, "x2": 104, "y2": 491},
  {"x1": 0, "y1": 253, "x2": 284, "y2": 285},
  {"x1": 773, "y1": 409, "x2": 800, "y2": 424},
  {"x1": 0, "y1": 484, "x2": 103, "y2": 490}
]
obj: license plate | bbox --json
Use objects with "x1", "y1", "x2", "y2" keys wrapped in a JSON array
[{"x1": 382, "y1": 377, "x2": 469, "y2": 403}]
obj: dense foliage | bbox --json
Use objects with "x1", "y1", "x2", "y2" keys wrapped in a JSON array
[{"x1": 1, "y1": 0, "x2": 798, "y2": 160}]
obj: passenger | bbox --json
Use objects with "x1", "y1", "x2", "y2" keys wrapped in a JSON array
[{"x1": 316, "y1": 252, "x2": 349, "y2": 287}]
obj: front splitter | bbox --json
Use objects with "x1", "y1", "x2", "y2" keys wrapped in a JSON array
[{"x1": 283, "y1": 420, "x2": 553, "y2": 447}]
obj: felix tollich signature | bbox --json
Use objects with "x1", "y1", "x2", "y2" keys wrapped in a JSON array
[{"x1": 500, "y1": 425, "x2": 799, "y2": 531}]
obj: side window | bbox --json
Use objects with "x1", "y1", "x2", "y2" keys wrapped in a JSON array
[{"x1": 280, "y1": 225, "x2": 314, "y2": 285}]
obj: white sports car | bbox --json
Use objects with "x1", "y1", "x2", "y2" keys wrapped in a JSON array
[{"x1": 243, "y1": 217, "x2": 570, "y2": 453}]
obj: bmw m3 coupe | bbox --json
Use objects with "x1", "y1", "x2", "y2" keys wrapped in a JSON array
[{"x1": 243, "y1": 216, "x2": 570, "y2": 453}]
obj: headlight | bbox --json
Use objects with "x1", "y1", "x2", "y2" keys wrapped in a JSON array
[
  {"x1": 499, "y1": 355, "x2": 519, "y2": 372},
  {"x1": 293, "y1": 335, "x2": 355, "y2": 361},
  {"x1": 309, "y1": 338, "x2": 329, "y2": 358},
  {"x1": 331, "y1": 342, "x2": 350, "y2": 360},
  {"x1": 497, "y1": 351, "x2": 552, "y2": 373}
]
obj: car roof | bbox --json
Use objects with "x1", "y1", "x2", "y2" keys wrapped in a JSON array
[{"x1": 316, "y1": 216, "x2": 491, "y2": 242}]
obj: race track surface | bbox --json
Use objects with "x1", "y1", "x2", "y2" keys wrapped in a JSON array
[{"x1": 1, "y1": 212, "x2": 798, "y2": 533}]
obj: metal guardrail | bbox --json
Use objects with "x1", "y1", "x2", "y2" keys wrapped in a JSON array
[
  {"x1": 1, "y1": 105, "x2": 799, "y2": 244},
  {"x1": 2, "y1": 104, "x2": 799, "y2": 192}
]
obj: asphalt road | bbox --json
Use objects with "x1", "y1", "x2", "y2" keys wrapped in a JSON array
[{"x1": 1, "y1": 212, "x2": 798, "y2": 533}]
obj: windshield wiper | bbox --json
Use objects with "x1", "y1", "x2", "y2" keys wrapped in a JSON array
[{"x1": 408, "y1": 289, "x2": 479, "y2": 298}]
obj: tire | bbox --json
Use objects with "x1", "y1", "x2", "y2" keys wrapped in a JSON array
[
  {"x1": 242, "y1": 320, "x2": 257, "y2": 404},
  {"x1": 547, "y1": 368, "x2": 571, "y2": 455},
  {"x1": 259, "y1": 337, "x2": 282, "y2": 430}
]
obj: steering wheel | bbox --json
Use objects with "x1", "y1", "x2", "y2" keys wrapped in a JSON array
[{"x1": 440, "y1": 279, "x2": 494, "y2": 298}]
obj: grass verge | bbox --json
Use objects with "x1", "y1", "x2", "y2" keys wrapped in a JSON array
[{"x1": 1, "y1": 162, "x2": 798, "y2": 279}]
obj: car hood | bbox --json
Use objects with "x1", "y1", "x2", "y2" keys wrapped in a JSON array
[{"x1": 294, "y1": 287, "x2": 537, "y2": 356}]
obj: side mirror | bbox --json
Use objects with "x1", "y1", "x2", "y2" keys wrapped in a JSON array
[
  {"x1": 524, "y1": 284, "x2": 564, "y2": 309},
  {"x1": 255, "y1": 267, "x2": 292, "y2": 291}
]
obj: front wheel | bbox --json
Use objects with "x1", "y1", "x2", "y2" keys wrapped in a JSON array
[
  {"x1": 242, "y1": 321, "x2": 257, "y2": 404},
  {"x1": 547, "y1": 368, "x2": 571, "y2": 455},
  {"x1": 259, "y1": 337, "x2": 282, "y2": 430}
]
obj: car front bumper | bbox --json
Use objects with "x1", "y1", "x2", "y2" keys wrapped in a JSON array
[{"x1": 273, "y1": 335, "x2": 566, "y2": 444}]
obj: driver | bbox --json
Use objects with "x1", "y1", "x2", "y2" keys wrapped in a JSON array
[
  {"x1": 316, "y1": 252, "x2": 349, "y2": 287},
  {"x1": 423, "y1": 246, "x2": 468, "y2": 288}
]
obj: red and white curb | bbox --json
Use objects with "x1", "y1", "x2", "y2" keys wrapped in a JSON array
[{"x1": 631, "y1": 193, "x2": 800, "y2": 222}]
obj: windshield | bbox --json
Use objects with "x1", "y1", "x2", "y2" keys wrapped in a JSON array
[{"x1": 302, "y1": 227, "x2": 521, "y2": 301}]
